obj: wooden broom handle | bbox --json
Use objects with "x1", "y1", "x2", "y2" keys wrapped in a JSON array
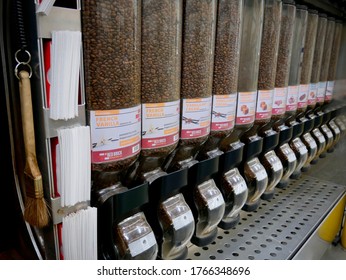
[{"x1": 19, "y1": 70, "x2": 37, "y2": 160}]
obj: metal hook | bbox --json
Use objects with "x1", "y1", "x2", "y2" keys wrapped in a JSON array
[
  {"x1": 15, "y1": 63, "x2": 32, "y2": 79},
  {"x1": 15, "y1": 49, "x2": 31, "y2": 65}
]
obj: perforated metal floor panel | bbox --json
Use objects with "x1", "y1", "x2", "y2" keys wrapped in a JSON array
[{"x1": 187, "y1": 175, "x2": 346, "y2": 260}]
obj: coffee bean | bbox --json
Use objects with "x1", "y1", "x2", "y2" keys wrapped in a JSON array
[
  {"x1": 141, "y1": 0, "x2": 182, "y2": 158},
  {"x1": 197, "y1": 0, "x2": 242, "y2": 157},
  {"x1": 164, "y1": 0, "x2": 217, "y2": 170},
  {"x1": 181, "y1": 0, "x2": 216, "y2": 101},
  {"x1": 82, "y1": 0, "x2": 141, "y2": 111},
  {"x1": 82, "y1": 1, "x2": 141, "y2": 179},
  {"x1": 213, "y1": 0, "x2": 241, "y2": 97},
  {"x1": 258, "y1": 0, "x2": 282, "y2": 91}
]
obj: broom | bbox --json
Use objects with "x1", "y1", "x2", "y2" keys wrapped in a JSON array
[{"x1": 18, "y1": 70, "x2": 50, "y2": 228}]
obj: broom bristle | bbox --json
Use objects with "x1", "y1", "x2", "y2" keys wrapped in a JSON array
[{"x1": 23, "y1": 197, "x2": 50, "y2": 228}]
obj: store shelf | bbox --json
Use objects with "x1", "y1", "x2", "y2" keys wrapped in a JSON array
[{"x1": 187, "y1": 175, "x2": 346, "y2": 260}]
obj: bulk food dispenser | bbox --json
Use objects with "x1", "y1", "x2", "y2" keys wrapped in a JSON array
[
  {"x1": 290, "y1": 6, "x2": 318, "y2": 179},
  {"x1": 130, "y1": 0, "x2": 196, "y2": 260},
  {"x1": 289, "y1": 7, "x2": 318, "y2": 178},
  {"x1": 198, "y1": 0, "x2": 248, "y2": 231},
  {"x1": 220, "y1": 0, "x2": 267, "y2": 212},
  {"x1": 290, "y1": 10, "x2": 318, "y2": 179},
  {"x1": 283, "y1": 5, "x2": 315, "y2": 177},
  {"x1": 307, "y1": 13, "x2": 328, "y2": 163},
  {"x1": 315, "y1": 17, "x2": 336, "y2": 157},
  {"x1": 324, "y1": 20, "x2": 343, "y2": 150},
  {"x1": 82, "y1": 0, "x2": 157, "y2": 260},
  {"x1": 159, "y1": 0, "x2": 226, "y2": 250},
  {"x1": 251, "y1": 0, "x2": 284, "y2": 201},
  {"x1": 126, "y1": 0, "x2": 182, "y2": 187},
  {"x1": 270, "y1": 0, "x2": 297, "y2": 188}
]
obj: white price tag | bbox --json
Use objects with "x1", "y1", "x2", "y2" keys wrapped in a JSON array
[
  {"x1": 128, "y1": 232, "x2": 157, "y2": 258},
  {"x1": 299, "y1": 145, "x2": 308, "y2": 155},
  {"x1": 309, "y1": 139, "x2": 317, "y2": 149},
  {"x1": 272, "y1": 160, "x2": 283, "y2": 172},
  {"x1": 172, "y1": 210, "x2": 194, "y2": 231},
  {"x1": 207, "y1": 194, "x2": 225, "y2": 210},
  {"x1": 234, "y1": 180, "x2": 248, "y2": 195},
  {"x1": 287, "y1": 151, "x2": 297, "y2": 163},
  {"x1": 318, "y1": 135, "x2": 325, "y2": 144},
  {"x1": 256, "y1": 169, "x2": 267, "y2": 181}
]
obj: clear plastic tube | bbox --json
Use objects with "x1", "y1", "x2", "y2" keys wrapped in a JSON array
[
  {"x1": 253, "y1": 0, "x2": 282, "y2": 130},
  {"x1": 126, "y1": 0, "x2": 183, "y2": 186},
  {"x1": 198, "y1": 0, "x2": 242, "y2": 160},
  {"x1": 316, "y1": 17, "x2": 335, "y2": 108},
  {"x1": 285, "y1": 5, "x2": 308, "y2": 123},
  {"x1": 308, "y1": 14, "x2": 327, "y2": 111},
  {"x1": 297, "y1": 9, "x2": 318, "y2": 116},
  {"x1": 255, "y1": 0, "x2": 283, "y2": 198},
  {"x1": 82, "y1": 0, "x2": 141, "y2": 192},
  {"x1": 220, "y1": 0, "x2": 265, "y2": 150},
  {"x1": 164, "y1": 0, "x2": 217, "y2": 171},
  {"x1": 325, "y1": 22, "x2": 343, "y2": 104},
  {"x1": 271, "y1": 0, "x2": 296, "y2": 123}
]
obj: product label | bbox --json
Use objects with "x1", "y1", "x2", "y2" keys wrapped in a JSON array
[
  {"x1": 299, "y1": 144, "x2": 308, "y2": 156},
  {"x1": 90, "y1": 106, "x2": 141, "y2": 163},
  {"x1": 142, "y1": 100, "x2": 180, "y2": 149},
  {"x1": 256, "y1": 89, "x2": 273, "y2": 120},
  {"x1": 224, "y1": 168, "x2": 247, "y2": 195},
  {"x1": 287, "y1": 150, "x2": 296, "y2": 163},
  {"x1": 281, "y1": 143, "x2": 296, "y2": 163},
  {"x1": 234, "y1": 180, "x2": 248, "y2": 196},
  {"x1": 318, "y1": 134, "x2": 326, "y2": 145},
  {"x1": 309, "y1": 136, "x2": 317, "y2": 149},
  {"x1": 295, "y1": 139, "x2": 308, "y2": 155},
  {"x1": 307, "y1": 83, "x2": 317, "y2": 106},
  {"x1": 181, "y1": 97, "x2": 212, "y2": 139},
  {"x1": 272, "y1": 157, "x2": 283, "y2": 172},
  {"x1": 286, "y1": 85, "x2": 299, "y2": 112},
  {"x1": 256, "y1": 168, "x2": 267, "y2": 182},
  {"x1": 128, "y1": 232, "x2": 157, "y2": 258},
  {"x1": 321, "y1": 125, "x2": 334, "y2": 140},
  {"x1": 325, "y1": 81, "x2": 334, "y2": 101},
  {"x1": 235, "y1": 91, "x2": 257, "y2": 125},
  {"x1": 272, "y1": 87, "x2": 287, "y2": 115},
  {"x1": 247, "y1": 158, "x2": 267, "y2": 181},
  {"x1": 317, "y1": 81, "x2": 327, "y2": 103},
  {"x1": 312, "y1": 129, "x2": 326, "y2": 145},
  {"x1": 330, "y1": 121, "x2": 340, "y2": 134},
  {"x1": 172, "y1": 210, "x2": 194, "y2": 231},
  {"x1": 207, "y1": 193, "x2": 225, "y2": 211},
  {"x1": 211, "y1": 94, "x2": 237, "y2": 131},
  {"x1": 297, "y1": 84, "x2": 309, "y2": 109}
]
